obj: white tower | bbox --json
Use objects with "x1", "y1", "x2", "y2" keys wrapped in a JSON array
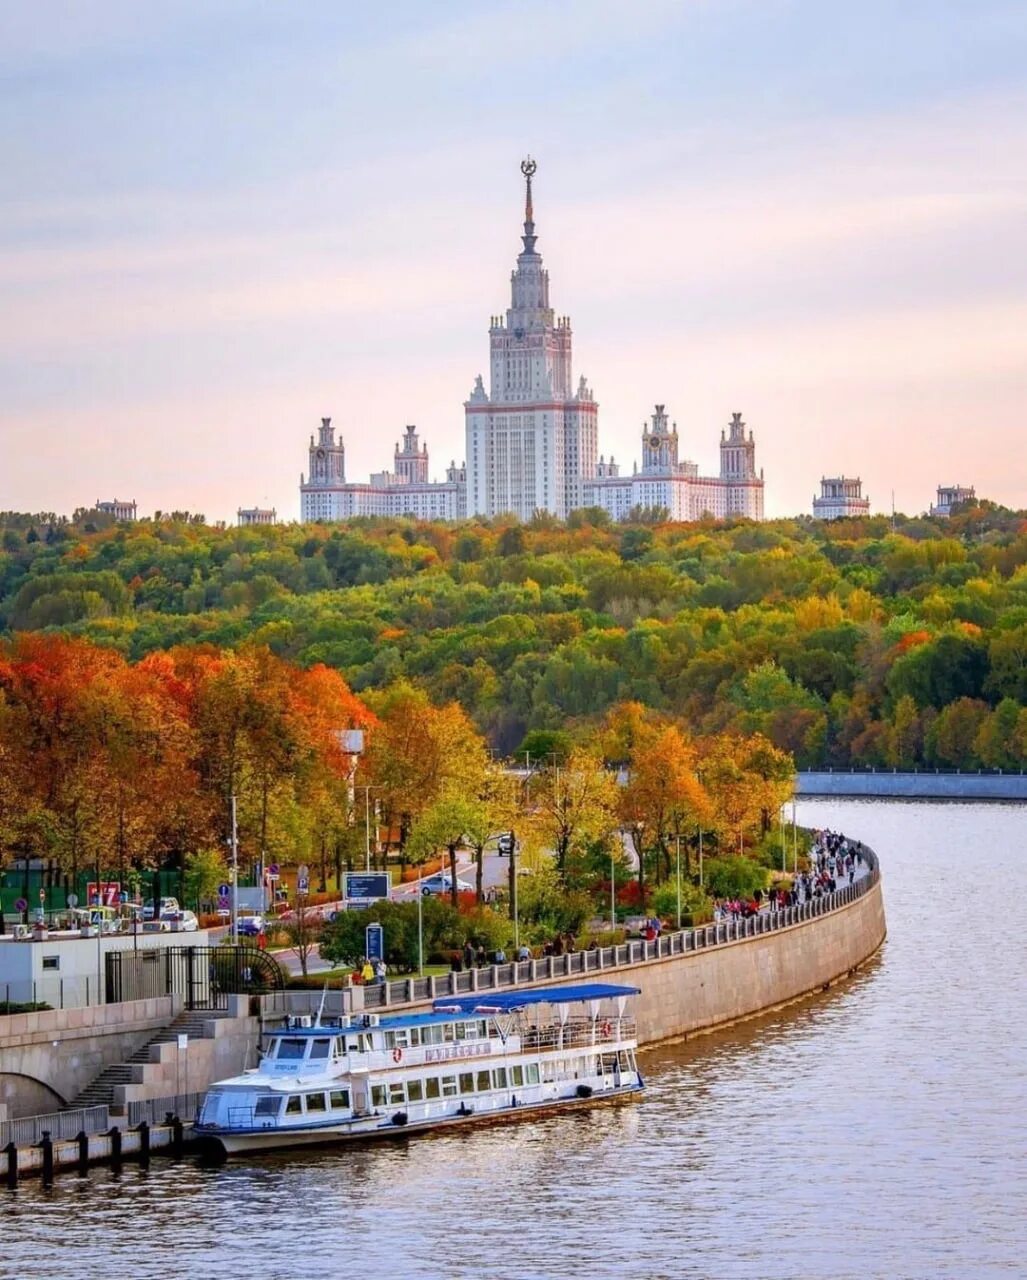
[{"x1": 465, "y1": 158, "x2": 598, "y2": 519}]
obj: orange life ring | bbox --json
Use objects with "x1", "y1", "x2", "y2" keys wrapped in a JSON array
[
  {"x1": 601, "y1": 1021, "x2": 613, "y2": 1037},
  {"x1": 392, "y1": 1047, "x2": 403, "y2": 1063}
]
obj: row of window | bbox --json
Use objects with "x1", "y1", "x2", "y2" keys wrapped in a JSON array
[
  {"x1": 383, "y1": 1019, "x2": 489, "y2": 1049},
  {"x1": 369, "y1": 1062, "x2": 540, "y2": 1109},
  {"x1": 255, "y1": 1088, "x2": 351, "y2": 1118}
]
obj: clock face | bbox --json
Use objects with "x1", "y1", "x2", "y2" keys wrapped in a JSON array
[{"x1": 316, "y1": 449, "x2": 326, "y2": 460}]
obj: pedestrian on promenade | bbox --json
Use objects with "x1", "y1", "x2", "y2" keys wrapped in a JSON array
[{"x1": 361, "y1": 958, "x2": 374, "y2": 984}]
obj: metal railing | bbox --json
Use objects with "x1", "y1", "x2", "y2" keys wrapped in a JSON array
[
  {"x1": 126, "y1": 1092, "x2": 205, "y2": 1127},
  {"x1": 0, "y1": 1105, "x2": 109, "y2": 1147}
]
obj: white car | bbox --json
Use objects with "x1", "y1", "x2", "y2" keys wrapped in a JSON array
[
  {"x1": 419, "y1": 872, "x2": 473, "y2": 896},
  {"x1": 160, "y1": 909, "x2": 199, "y2": 932}
]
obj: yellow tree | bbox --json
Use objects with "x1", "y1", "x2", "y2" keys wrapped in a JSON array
[
  {"x1": 620, "y1": 723, "x2": 709, "y2": 907},
  {"x1": 530, "y1": 748, "x2": 620, "y2": 879}
]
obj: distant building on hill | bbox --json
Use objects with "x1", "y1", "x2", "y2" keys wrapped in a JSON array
[
  {"x1": 300, "y1": 419, "x2": 466, "y2": 521},
  {"x1": 583, "y1": 406, "x2": 764, "y2": 521},
  {"x1": 930, "y1": 484, "x2": 976, "y2": 517},
  {"x1": 238, "y1": 507, "x2": 277, "y2": 526},
  {"x1": 813, "y1": 477, "x2": 870, "y2": 520},
  {"x1": 94, "y1": 498, "x2": 137, "y2": 521}
]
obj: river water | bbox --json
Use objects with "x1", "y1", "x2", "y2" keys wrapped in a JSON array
[{"x1": 2, "y1": 800, "x2": 1025, "y2": 1280}]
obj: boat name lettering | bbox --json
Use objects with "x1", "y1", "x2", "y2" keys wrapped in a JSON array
[{"x1": 423, "y1": 1043, "x2": 492, "y2": 1063}]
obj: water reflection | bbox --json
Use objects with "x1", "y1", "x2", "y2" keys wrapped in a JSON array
[{"x1": 2, "y1": 801, "x2": 1025, "y2": 1280}]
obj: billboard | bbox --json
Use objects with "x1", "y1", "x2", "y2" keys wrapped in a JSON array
[{"x1": 344, "y1": 873, "x2": 390, "y2": 903}]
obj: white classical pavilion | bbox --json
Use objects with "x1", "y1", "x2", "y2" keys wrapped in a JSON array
[{"x1": 813, "y1": 477, "x2": 870, "y2": 520}]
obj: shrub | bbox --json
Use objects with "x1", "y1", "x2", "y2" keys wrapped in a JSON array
[{"x1": 702, "y1": 856, "x2": 768, "y2": 899}]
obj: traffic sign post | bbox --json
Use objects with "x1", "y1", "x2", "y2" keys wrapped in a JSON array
[
  {"x1": 297, "y1": 864, "x2": 309, "y2": 896},
  {"x1": 344, "y1": 872, "x2": 390, "y2": 905},
  {"x1": 365, "y1": 922, "x2": 384, "y2": 963}
]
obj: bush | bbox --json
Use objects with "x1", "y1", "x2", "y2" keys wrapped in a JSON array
[
  {"x1": 701, "y1": 856, "x2": 769, "y2": 899},
  {"x1": 0, "y1": 1000, "x2": 52, "y2": 1014}
]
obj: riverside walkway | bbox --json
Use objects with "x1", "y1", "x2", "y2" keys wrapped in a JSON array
[{"x1": 264, "y1": 837, "x2": 882, "y2": 1021}]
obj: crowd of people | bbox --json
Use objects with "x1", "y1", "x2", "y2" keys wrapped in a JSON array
[{"x1": 712, "y1": 829, "x2": 865, "y2": 923}]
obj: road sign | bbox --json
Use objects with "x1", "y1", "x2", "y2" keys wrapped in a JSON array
[
  {"x1": 297, "y1": 876, "x2": 309, "y2": 896},
  {"x1": 297, "y1": 863, "x2": 309, "y2": 879},
  {"x1": 268, "y1": 864, "x2": 280, "y2": 880},
  {"x1": 14, "y1": 898, "x2": 26, "y2": 912},
  {"x1": 365, "y1": 922, "x2": 384, "y2": 962},
  {"x1": 217, "y1": 894, "x2": 230, "y2": 911},
  {"x1": 217, "y1": 882, "x2": 230, "y2": 898},
  {"x1": 344, "y1": 872, "x2": 390, "y2": 903}
]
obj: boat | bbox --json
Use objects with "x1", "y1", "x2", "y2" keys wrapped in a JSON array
[{"x1": 194, "y1": 982, "x2": 644, "y2": 1155}]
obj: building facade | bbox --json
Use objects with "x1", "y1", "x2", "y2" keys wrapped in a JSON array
[
  {"x1": 95, "y1": 498, "x2": 137, "y2": 521},
  {"x1": 465, "y1": 158, "x2": 599, "y2": 521},
  {"x1": 930, "y1": 484, "x2": 975, "y2": 517},
  {"x1": 300, "y1": 418, "x2": 466, "y2": 521},
  {"x1": 237, "y1": 507, "x2": 277, "y2": 526},
  {"x1": 299, "y1": 159, "x2": 766, "y2": 526},
  {"x1": 812, "y1": 477, "x2": 870, "y2": 520},
  {"x1": 583, "y1": 407, "x2": 764, "y2": 521}
]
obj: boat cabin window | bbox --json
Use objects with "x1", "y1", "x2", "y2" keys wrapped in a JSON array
[
  {"x1": 492, "y1": 1067, "x2": 507, "y2": 1089},
  {"x1": 305, "y1": 1092, "x2": 327, "y2": 1113},
  {"x1": 475, "y1": 1070, "x2": 490, "y2": 1092},
  {"x1": 407, "y1": 1080, "x2": 424, "y2": 1102},
  {"x1": 389, "y1": 1082, "x2": 405, "y2": 1105},
  {"x1": 510, "y1": 1065, "x2": 524, "y2": 1088},
  {"x1": 525, "y1": 1064, "x2": 540, "y2": 1085},
  {"x1": 329, "y1": 1089, "x2": 350, "y2": 1110},
  {"x1": 285, "y1": 1096, "x2": 302, "y2": 1115},
  {"x1": 371, "y1": 1085, "x2": 387, "y2": 1108},
  {"x1": 441, "y1": 1075, "x2": 458, "y2": 1098},
  {"x1": 309, "y1": 1039, "x2": 332, "y2": 1060},
  {"x1": 275, "y1": 1037, "x2": 308, "y2": 1061},
  {"x1": 458, "y1": 1073, "x2": 474, "y2": 1096},
  {"x1": 425, "y1": 1078, "x2": 441, "y2": 1100},
  {"x1": 254, "y1": 1096, "x2": 281, "y2": 1118}
]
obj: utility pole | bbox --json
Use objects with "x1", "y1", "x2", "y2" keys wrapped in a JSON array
[
  {"x1": 230, "y1": 793, "x2": 239, "y2": 945},
  {"x1": 675, "y1": 834, "x2": 682, "y2": 929},
  {"x1": 508, "y1": 830, "x2": 518, "y2": 951}
]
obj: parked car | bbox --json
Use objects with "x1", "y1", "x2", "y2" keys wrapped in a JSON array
[
  {"x1": 420, "y1": 872, "x2": 473, "y2": 897},
  {"x1": 144, "y1": 896, "x2": 180, "y2": 921},
  {"x1": 160, "y1": 908, "x2": 199, "y2": 932}
]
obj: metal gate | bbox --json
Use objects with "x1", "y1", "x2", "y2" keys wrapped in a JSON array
[{"x1": 106, "y1": 946, "x2": 286, "y2": 1009}]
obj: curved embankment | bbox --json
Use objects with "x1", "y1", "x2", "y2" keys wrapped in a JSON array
[{"x1": 285, "y1": 845, "x2": 888, "y2": 1048}]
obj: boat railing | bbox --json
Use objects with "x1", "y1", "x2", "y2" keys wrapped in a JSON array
[{"x1": 521, "y1": 1016, "x2": 636, "y2": 1052}]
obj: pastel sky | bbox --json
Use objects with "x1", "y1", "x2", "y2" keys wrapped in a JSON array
[{"x1": 2, "y1": 1, "x2": 1025, "y2": 522}]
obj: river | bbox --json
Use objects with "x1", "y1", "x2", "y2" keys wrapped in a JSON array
[{"x1": 2, "y1": 799, "x2": 1025, "y2": 1280}]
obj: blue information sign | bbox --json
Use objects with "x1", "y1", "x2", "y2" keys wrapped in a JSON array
[
  {"x1": 365, "y1": 923, "x2": 384, "y2": 962},
  {"x1": 344, "y1": 873, "x2": 390, "y2": 903}
]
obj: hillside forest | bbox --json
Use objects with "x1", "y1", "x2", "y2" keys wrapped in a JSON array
[{"x1": 3, "y1": 501, "x2": 1027, "y2": 774}]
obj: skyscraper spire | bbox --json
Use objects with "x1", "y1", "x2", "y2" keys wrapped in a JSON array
[{"x1": 520, "y1": 156, "x2": 538, "y2": 255}]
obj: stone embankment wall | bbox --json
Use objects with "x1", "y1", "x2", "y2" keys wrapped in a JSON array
[
  {"x1": 0, "y1": 997, "x2": 178, "y2": 1115},
  {"x1": 271, "y1": 851, "x2": 887, "y2": 1048},
  {"x1": 797, "y1": 770, "x2": 1027, "y2": 801}
]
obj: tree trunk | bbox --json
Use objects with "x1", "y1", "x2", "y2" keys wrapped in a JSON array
[
  {"x1": 633, "y1": 829, "x2": 646, "y2": 910},
  {"x1": 475, "y1": 844, "x2": 485, "y2": 904}
]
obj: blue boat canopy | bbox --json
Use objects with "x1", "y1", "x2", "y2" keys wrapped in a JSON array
[{"x1": 432, "y1": 983, "x2": 639, "y2": 1015}]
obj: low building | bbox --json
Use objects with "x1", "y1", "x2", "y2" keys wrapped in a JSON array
[
  {"x1": 238, "y1": 507, "x2": 277, "y2": 526},
  {"x1": 95, "y1": 498, "x2": 137, "y2": 521},
  {"x1": 812, "y1": 477, "x2": 870, "y2": 520},
  {"x1": 930, "y1": 484, "x2": 975, "y2": 517}
]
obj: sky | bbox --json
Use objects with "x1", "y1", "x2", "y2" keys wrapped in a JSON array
[{"x1": 1, "y1": 0, "x2": 1025, "y2": 523}]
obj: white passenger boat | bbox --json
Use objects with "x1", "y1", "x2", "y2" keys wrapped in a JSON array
[{"x1": 195, "y1": 982, "x2": 644, "y2": 1155}]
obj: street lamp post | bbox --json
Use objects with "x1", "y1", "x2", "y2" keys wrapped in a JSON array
[
  {"x1": 417, "y1": 883, "x2": 424, "y2": 977},
  {"x1": 791, "y1": 799, "x2": 798, "y2": 873},
  {"x1": 675, "y1": 834, "x2": 682, "y2": 930},
  {"x1": 354, "y1": 786, "x2": 378, "y2": 873},
  {"x1": 698, "y1": 827, "x2": 704, "y2": 890},
  {"x1": 610, "y1": 843, "x2": 616, "y2": 933},
  {"x1": 230, "y1": 793, "x2": 239, "y2": 946}
]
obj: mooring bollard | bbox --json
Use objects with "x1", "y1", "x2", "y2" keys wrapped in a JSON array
[
  {"x1": 40, "y1": 1131, "x2": 54, "y2": 1184},
  {"x1": 3, "y1": 1141, "x2": 17, "y2": 1189},
  {"x1": 108, "y1": 1125, "x2": 122, "y2": 1165},
  {"x1": 77, "y1": 1130, "x2": 89, "y2": 1174},
  {"x1": 171, "y1": 1115, "x2": 184, "y2": 1158},
  {"x1": 137, "y1": 1120, "x2": 150, "y2": 1163}
]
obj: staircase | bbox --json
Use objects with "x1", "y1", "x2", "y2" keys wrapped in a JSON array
[{"x1": 65, "y1": 1008, "x2": 234, "y2": 1111}]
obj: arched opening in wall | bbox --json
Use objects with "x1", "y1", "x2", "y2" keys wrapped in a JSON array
[{"x1": 0, "y1": 1072, "x2": 65, "y2": 1120}]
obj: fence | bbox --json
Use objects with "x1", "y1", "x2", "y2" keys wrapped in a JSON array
[
  {"x1": 127, "y1": 1092, "x2": 205, "y2": 1127},
  {"x1": 106, "y1": 946, "x2": 286, "y2": 1009},
  {"x1": 341, "y1": 845, "x2": 880, "y2": 1014},
  {"x1": 0, "y1": 1105, "x2": 109, "y2": 1147}
]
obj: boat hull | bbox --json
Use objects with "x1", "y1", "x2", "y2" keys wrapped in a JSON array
[{"x1": 196, "y1": 1083, "x2": 643, "y2": 1157}]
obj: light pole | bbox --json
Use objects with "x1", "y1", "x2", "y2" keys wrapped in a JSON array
[
  {"x1": 417, "y1": 883, "x2": 424, "y2": 976},
  {"x1": 610, "y1": 842, "x2": 616, "y2": 933},
  {"x1": 230, "y1": 793, "x2": 239, "y2": 945},
  {"x1": 698, "y1": 827, "x2": 704, "y2": 890},
  {"x1": 675, "y1": 834, "x2": 682, "y2": 930},
  {"x1": 353, "y1": 786, "x2": 380, "y2": 873},
  {"x1": 791, "y1": 799, "x2": 798, "y2": 874}
]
